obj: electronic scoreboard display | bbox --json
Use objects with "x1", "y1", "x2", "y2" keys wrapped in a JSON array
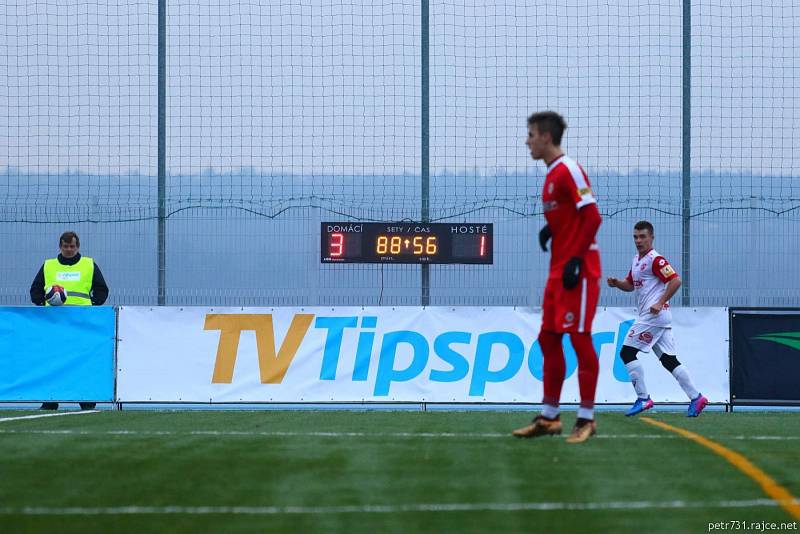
[{"x1": 321, "y1": 222, "x2": 493, "y2": 264}]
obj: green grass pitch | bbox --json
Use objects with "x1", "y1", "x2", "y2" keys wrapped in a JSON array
[{"x1": 0, "y1": 410, "x2": 798, "y2": 533}]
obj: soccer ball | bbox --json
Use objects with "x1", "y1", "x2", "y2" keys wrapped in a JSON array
[{"x1": 45, "y1": 285, "x2": 67, "y2": 306}]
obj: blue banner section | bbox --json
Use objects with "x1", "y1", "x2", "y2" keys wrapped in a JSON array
[{"x1": 0, "y1": 307, "x2": 115, "y2": 401}]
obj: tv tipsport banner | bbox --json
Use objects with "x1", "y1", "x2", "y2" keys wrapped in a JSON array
[{"x1": 116, "y1": 306, "x2": 729, "y2": 403}]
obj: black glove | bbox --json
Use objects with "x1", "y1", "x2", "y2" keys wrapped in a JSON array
[
  {"x1": 538, "y1": 225, "x2": 552, "y2": 252},
  {"x1": 562, "y1": 256, "x2": 582, "y2": 289}
]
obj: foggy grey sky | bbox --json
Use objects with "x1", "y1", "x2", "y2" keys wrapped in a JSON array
[{"x1": 2, "y1": 0, "x2": 799, "y2": 176}]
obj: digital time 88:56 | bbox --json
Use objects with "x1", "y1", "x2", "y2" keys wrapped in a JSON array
[{"x1": 376, "y1": 235, "x2": 438, "y2": 255}]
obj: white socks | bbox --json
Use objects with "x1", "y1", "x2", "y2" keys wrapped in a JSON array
[
  {"x1": 625, "y1": 360, "x2": 649, "y2": 399},
  {"x1": 541, "y1": 404, "x2": 592, "y2": 421},
  {"x1": 672, "y1": 365, "x2": 700, "y2": 400},
  {"x1": 541, "y1": 403, "x2": 560, "y2": 419},
  {"x1": 627, "y1": 357, "x2": 699, "y2": 401}
]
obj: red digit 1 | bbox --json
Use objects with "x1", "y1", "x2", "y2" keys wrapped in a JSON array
[
  {"x1": 480, "y1": 235, "x2": 486, "y2": 256},
  {"x1": 330, "y1": 233, "x2": 344, "y2": 257}
]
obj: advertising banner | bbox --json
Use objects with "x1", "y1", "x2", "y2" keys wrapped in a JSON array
[
  {"x1": 116, "y1": 306, "x2": 728, "y2": 403},
  {"x1": 730, "y1": 309, "x2": 800, "y2": 403},
  {"x1": 0, "y1": 306, "x2": 116, "y2": 401}
]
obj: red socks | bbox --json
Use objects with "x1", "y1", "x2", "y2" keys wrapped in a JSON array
[
  {"x1": 570, "y1": 332, "x2": 599, "y2": 409},
  {"x1": 539, "y1": 330, "x2": 565, "y2": 406},
  {"x1": 539, "y1": 330, "x2": 599, "y2": 409}
]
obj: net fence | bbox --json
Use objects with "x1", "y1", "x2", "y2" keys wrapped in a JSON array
[{"x1": 1, "y1": 0, "x2": 798, "y2": 307}]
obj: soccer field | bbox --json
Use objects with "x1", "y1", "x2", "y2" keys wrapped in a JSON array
[{"x1": 0, "y1": 410, "x2": 798, "y2": 533}]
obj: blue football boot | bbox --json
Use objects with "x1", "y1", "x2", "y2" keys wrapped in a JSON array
[
  {"x1": 625, "y1": 396, "x2": 654, "y2": 417},
  {"x1": 687, "y1": 394, "x2": 708, "y2": 417}
]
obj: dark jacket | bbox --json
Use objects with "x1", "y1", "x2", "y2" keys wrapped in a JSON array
[{"x1": 30, "y1": 253, "x2": 109, "y2": 306}]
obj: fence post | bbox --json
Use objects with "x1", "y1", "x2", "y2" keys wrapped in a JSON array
[
  {"x1": 681, "y1": 0, "x2": 692, "y2": 306},
  {"x1": 158, "y1": 0, "x2": 167, "y2": 306},
  {"x1": 421, "y1": 0, "x2": 430, "y2": 307}
]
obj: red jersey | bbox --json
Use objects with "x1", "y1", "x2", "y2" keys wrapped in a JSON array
[{"x1": 541, "y1": 155, "x2": 601, "y2": 279}]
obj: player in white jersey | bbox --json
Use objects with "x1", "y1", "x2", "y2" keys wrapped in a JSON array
[{"x1": 607, "y1": 221, "x2": 708, "y2": 417}]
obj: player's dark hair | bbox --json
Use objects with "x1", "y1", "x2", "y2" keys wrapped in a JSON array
[
  {"x1": 59, "y1": 231, "x2": 80, "y2": 247},
  {"x1": 633, "y1": 221, "x2": 654, "y2": 236},
  {"x1": 527, "y1": 111, "x2": 567, "y2": 146}
]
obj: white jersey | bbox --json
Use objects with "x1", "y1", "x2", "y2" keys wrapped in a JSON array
[{"x1": 626, "y1": 248, "x2": 679, "y2": 327}]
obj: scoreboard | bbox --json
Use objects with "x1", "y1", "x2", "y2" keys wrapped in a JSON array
[{"x1": 321, "y1": 222, "x2": 493, "y2": 264}]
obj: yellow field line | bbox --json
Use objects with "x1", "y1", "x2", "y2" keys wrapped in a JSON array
[{"x1": 641, "y1": 417, "x2": 800, "y2": 520}]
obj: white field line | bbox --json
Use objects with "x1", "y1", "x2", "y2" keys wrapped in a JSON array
[
  {"x1": 0, "y1": 411, "x2": 98, "y2": 423},
  {"x1": 0, "y1": 428, "x2": 796, "y2": 441},
  {"x1": 0, "y1": 499, "x2": 797, "y2": 516}
]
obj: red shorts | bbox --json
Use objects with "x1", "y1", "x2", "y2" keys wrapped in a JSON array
[{"x1": 541, "y1": 276, "x2": 600, "y2": 334}]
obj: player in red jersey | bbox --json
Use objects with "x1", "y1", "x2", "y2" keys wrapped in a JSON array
[{"x1": 513, "y1": 111, "x2": 602, "y2": 444}]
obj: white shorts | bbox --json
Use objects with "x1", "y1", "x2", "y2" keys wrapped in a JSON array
[{"x1": 622, "y1": 323, "x2": 676, "y2": 356}]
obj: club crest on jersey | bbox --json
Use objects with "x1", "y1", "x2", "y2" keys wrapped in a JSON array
[
  {"x1": 547, "y1": 182, "x2": 554, "y2": 194},
  {"x1": 638, "y1": 332, "x2": 653, "y2": 343},
  {"x1": 561, "y1": 311, "x2": 576, "y2": 329}
]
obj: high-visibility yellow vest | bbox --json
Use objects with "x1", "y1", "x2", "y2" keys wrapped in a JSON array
[{"x1": 43, "y1": 257, "x2": 94, "y2": 306}]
